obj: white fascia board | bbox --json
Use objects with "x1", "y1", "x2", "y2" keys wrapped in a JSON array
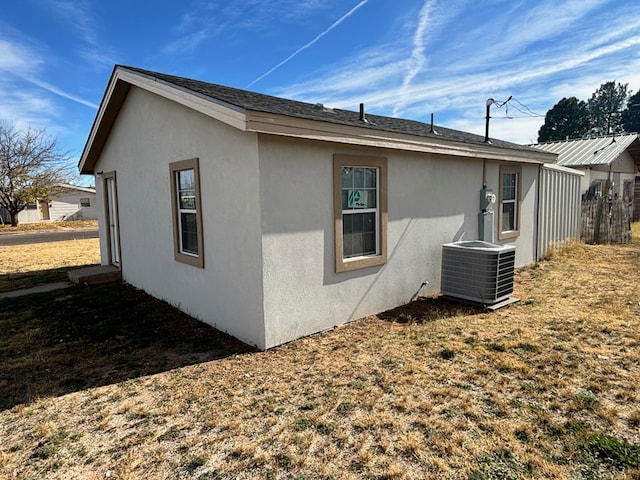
[
  {"x1": 117, "y1": 70, "x2": 247, "y2": 131},
  {"x1": 246, "y1": 111, "x2": 556, "y2": 165}
]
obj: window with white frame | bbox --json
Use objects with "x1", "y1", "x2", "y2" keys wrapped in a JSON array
[
  {"x1": 80, "y1": 197, "x2": 91, "y2": 207},
  {"x1": 498, "y1": 165, "x2": 521, "y2": 240},
  {"x1": 333, "y1": 154, "x2": 387, "y2": 272},
  {"x1": 170, "y1": 158, "x2": 204, "y2": 268}
]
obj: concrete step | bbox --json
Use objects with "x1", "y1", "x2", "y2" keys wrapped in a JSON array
[{"x1": 68, "y1": 265, "x2": 121, "y2": 285}]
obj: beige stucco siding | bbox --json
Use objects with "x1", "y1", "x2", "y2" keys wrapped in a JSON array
[
  {"x1": 483, "y1": 161, "x2": 539, "y2": 266},
  {"x1": 93, "y1": 86, "x2": 266, "y2": 348},
  {"x1": 258, "y1": 136, "x2": 539, "y2": 348}
]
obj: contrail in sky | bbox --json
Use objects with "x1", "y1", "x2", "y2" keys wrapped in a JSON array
[
  {"x1": 393, "y1": 0, "x2": 435, "y2": 117},
  {"x1": 247, "y1": 0, "x2": 369, "y2": 88},
  {"x1": 27, "y1": 77, "x2": 99, "y2": 109}
]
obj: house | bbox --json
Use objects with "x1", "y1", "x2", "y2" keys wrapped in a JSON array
[
  {"x1": 531, "y1": 133, "x2": 640, "y2": 220},
  {"x1": 0, "y1": 184, "x2": 97, "y2": 224},
  {"x1": 79, "y1": 65, "x2": 574, "y2": 350}
]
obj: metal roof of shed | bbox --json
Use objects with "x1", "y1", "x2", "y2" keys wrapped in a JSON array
[{"x1": 531, "y1": 133, "x2": 639, "y2": 167}]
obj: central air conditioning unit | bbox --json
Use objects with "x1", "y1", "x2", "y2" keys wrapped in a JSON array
[{"x1": 441, "y1": 241, "x2": 516, "y2": 305}]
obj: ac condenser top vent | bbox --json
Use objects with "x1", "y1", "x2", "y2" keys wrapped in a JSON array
[{"x1": 441, "y1": 241, "x2": 516, "y2": 305}]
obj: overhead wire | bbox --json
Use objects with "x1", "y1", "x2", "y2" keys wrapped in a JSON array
[{"x1": 491, "y1": 96, "x2": 545, "y2": 119}]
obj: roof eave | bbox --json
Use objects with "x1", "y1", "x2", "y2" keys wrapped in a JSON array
[
  {"x1": 57, "y1": 183, "x2": 97, "y2": 193},
  {"x1": 78, "y1": 66, "x2": 248, "y2": 175},
  {"x1": 78, "y1": 68, "x2": 130, "y2": 175},
  {"x1": 246, "y1": 110, "x2": 557, "y2": 164},
  {"x1": 79, "y1": 66, "x2": 556, "y2": 174}
]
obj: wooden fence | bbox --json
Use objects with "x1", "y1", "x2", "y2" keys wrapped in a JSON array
[{"x1": 581, "y1": 198, "x2": 632, "y2": 244}]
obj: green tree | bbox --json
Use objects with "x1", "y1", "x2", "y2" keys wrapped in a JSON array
[
  {"x1": 537, "y1": 97, "x2": 590, "y2": 142},
  {"x1": 587, "y1": 81, "x2": 628, "y2": 135},
  {"x1": 0, "y1": 122, "x2": 70, "y2": 226},
  {"x1": 621, "y1": 90, "x2": 640, "y2": 133}
]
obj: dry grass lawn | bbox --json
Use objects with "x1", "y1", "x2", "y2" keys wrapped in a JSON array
[
  {"x1": 0, "y1": 239, "x2": 100, "y2": 292},
  {"x1": 0, "y1": 220, "x2": 97, "y2": 234},
  {"x1": 0, "y1": 226, "x2": 639, "y2": 479}
]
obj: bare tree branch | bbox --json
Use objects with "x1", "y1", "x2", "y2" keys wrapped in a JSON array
[{"x1": 0, "y1": 121, "x2": 72, "y2": 226}]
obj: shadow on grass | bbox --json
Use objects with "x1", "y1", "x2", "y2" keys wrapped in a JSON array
[
  {"x1": 0, "y1": 283, "x2": 254, "y2": 411},
  {"x1": 0, "y1": 266, "x2": 99, "y2": 294},
  {"x1": 377, "y1": 295, "x2": 485, "y2": 324}
]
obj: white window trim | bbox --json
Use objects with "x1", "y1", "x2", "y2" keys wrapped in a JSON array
[
  {"x1": 175, "y1": 178, "x2": 198, "y2": 257},
  {"x1": 498, "y1": 165, "x2": 521, "y2": 240},
  {"x1": 170, "y1": 158, "x2": 204, "y2": 268},
  {"x1": 334, "y1": 154, "x2": 387, "y2": 273}
]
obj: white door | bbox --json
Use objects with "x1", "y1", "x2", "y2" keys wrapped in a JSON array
[{"x1": 105, "y1": 174, "x2": 121, "y2": 266}]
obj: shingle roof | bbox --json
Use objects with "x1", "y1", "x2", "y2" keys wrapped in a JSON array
[
  {"x1": 530, "y1": 133, "x2": 640, "y2": 167},
  {"x1": 123, "y1": 66, "x2": 538, "y2": 153}
]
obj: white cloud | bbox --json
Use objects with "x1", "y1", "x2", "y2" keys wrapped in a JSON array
[
  {"x1": 0, "y1": 39, "x2": 41, "y2": 75},
  {"x1": 0, "y1": 38, "x2": 98, "y2": 119},
  {"x1": 392, "y1": 0, "x2": 436, "y2": 117},
  {"x1": 46, "y1": 0, "x2": 116, "y2": 70},
  {"x1": 267, "y1": 0, "x2": 640, "y2": 144},
  {"x1": 163, "y1": 0, "x2": 346, "y2": 57}
]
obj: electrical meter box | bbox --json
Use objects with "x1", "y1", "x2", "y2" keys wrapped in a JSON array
[{"x1": 480, "y1": 187, "x2": 496, "y2": 212}]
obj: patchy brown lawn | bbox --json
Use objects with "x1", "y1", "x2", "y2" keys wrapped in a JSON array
[
  {"x1": 0, "y1": 227, "x2": 639, "y2": 479},
  {"x1": 0, "y1": 239, "x2": 100, "y2": 293},
  {"x1": 0, "y1": 220, "x2": 98, "y2": 234}
]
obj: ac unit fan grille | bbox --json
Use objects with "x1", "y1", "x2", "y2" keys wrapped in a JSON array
[{"x1": 441, "y1": 242, "x2": 516, "y2": 305}]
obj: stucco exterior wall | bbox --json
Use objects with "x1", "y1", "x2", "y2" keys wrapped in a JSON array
[
  {"x1": 93, "y1": 87, "x2": 266, "y2": 348},
  {"x1": 258, "y1": 136, "x2": 540, "y2": 348},
  {"x1": 483, "y1": 161, "x2": 539, "y2": 266}
]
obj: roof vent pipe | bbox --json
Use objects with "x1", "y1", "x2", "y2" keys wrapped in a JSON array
[
  {"x1": 359, "y1": 103, "x2": 367, "y2": 122},
  {"x1": 430, "y1": 113, "x2": 438, "y2": 135}
]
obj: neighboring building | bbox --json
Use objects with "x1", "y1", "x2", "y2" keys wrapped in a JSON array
[
  {"x1": 79, "y1": 65, "x2": 573, "y2": 350},
  {"x1": 0, "y1": 184, "x2": 97, "y2": 224},
  {"x1": 532, "y1": 133, "x2": 640, "y2": 220}
]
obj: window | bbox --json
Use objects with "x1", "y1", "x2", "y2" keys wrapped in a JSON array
[
  {"x1": 623, "y1": 180, "x2": 633, "y2": 202},
  {"x1": 170, "y1": 158, "x2": 204, "y2": 268},
  {"x1": 498, "y1": 165, "x2": 521, "y2": 240},
  {"x1": 80, "y1": 197, "x2": 91, "y2": 207},
  {"x1": 333, "y1": 154, "x2": 387, "y2": 272}
]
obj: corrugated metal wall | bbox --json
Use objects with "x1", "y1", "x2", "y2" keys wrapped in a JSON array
[{"x1": 537, "y1": 164, "x2": 584, "y2": 260}]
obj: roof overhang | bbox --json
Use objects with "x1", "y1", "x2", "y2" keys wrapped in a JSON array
[
  {"x1": 246, "y1": 110, "x2": 556, "y2": 164},
  {"x1": 79, "y1": 66, "x2": 556, "y2": 174},
  {"x1": 57, "y1": 183, "x2": 97, "y2": 194},
  {"x1": 78, "y1": 67, "x2": 247, "y2": 174},
  {"x1": 541, "y1": 163, "x2": 585, "y2": 176},
  {"x1": 532, "y1": 134, "x2": 640, "y2": 168}
]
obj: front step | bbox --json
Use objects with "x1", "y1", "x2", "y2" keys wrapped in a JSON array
[{"x1": 68, "y1": 265, "x2": 121, "y2": 285}]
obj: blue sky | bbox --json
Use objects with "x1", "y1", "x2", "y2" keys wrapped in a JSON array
[{"x1": 2, "y1": 0, "x2": 640, "y2": 183}]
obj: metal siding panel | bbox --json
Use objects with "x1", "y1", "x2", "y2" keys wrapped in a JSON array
[{"x1": 537, "y1": 164, "x2": 583, "y2": 259}]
